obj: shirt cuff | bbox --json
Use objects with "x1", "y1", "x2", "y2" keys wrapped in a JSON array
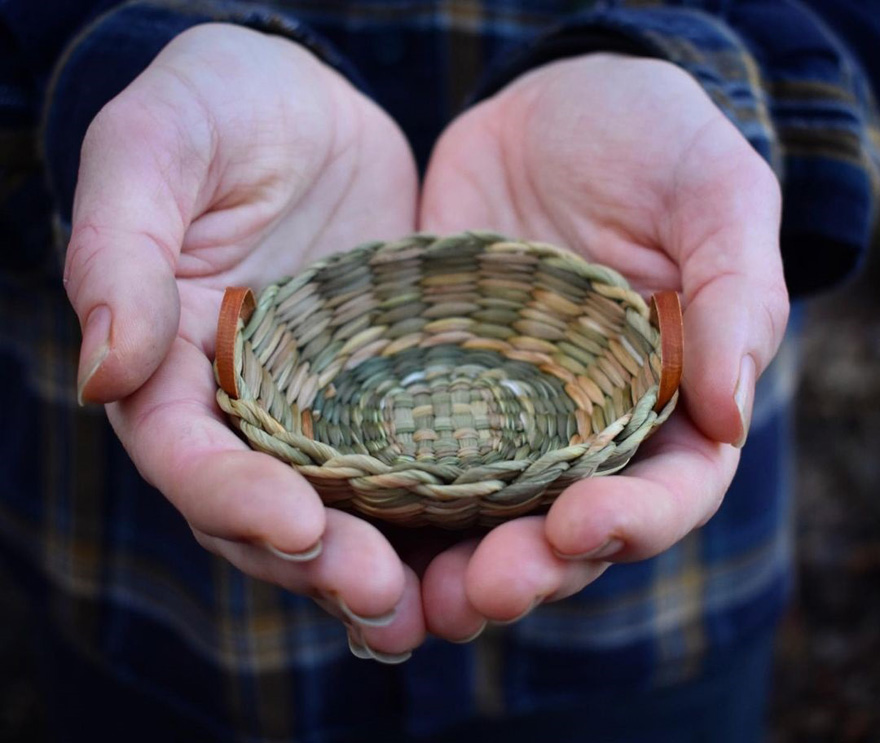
[{"x1": 41, "y1": 0, "x2": 366, "y2": 226}]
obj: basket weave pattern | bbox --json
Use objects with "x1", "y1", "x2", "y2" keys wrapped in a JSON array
[{"x1": 215, "y1": 232, "x2": 678, "y2": 528}]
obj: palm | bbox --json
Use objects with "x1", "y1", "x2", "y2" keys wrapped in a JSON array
[
  {"x1": 416, "y1": 55, "x2": 788, "y2": 638},
  {"x1": 171, "y1": 102, "x2": 416, "y2": 361},
  {"x1": 426, "y1": 55, "x2": 767, "y2": 291}
]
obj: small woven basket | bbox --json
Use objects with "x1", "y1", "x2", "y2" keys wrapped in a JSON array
[{"x1": 215, "y1": 232, "x2": 682, "y2": 529}]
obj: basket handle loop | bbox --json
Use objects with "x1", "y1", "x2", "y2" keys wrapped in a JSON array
[
  {"x1": 650, "y1": 291, "x2": 683, "y2": 412},
  {"x1": 216, "y1": 286, "x2": 256, "y2": 399}
]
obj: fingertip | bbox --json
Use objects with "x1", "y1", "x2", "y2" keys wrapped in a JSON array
[
  {"x1": 313, "y1": 510, "x2": 406, "y2": 619},
  {"x1": 156, "y1": 446, "x2": 328, "y2": 563},
  {"x1": 679, "y1": 249, "x2": 788, "y2": 446},
  {"x1": 77, "y1": 305, "x2": 111, "y2": 405},
  {"x1": 464, "y1": 518, "x2": 608, "y2": 622},
  {"x1": 71, "y1": 249, "x2": 181, "y2": 403},
  {"x1": 423, "y1": 540, "x2": 485, "y2": 641},
  {"x1": 262, "y1": 537, "x2": 324, "y2": 563},
  {"x1": 681, "y1": 378, "x2": 742, "y2": 446},
  {"x1": 733, "y1": 354, "x2": 756, "y2": 448},
  {"x1": 107, "y1": 339, "x2": 328, "y2": 562},
  {"x1": 545, "y1": 480, "x2": 632, "y2": 560},
  {"x1": 464, "y1": 518, "x2": 556, "y2": 621},
  {"x1": 350, "y1": 567, "x2": 426, "y2": 657},
  {"x1": 78, "y1": 341, "x2": 172, "y2": 405},
  {"x1": 680, "y1": 298, "x2": 747, "y2": 445},
  {"x1": 547, "y1": 418, "x2": 739, "y2": 562},
  {"x1": 225, "y1": 452, "x2": 329, "y2": 556}
]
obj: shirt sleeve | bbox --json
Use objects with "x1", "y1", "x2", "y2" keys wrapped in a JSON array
[
  {"x1": 0, "y1": 0, "x2": 365, "y2": 270},
  {"x1": 471, "y1": 1, "x2": 880, "y2": 298},
  {"x1": 40, "y1": 0, "x2": 367, "y2": 230}
]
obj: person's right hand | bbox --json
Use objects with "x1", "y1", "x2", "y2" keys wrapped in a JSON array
[{"x1": 65, "y1": 23, "x2": 424, "y2": 662}]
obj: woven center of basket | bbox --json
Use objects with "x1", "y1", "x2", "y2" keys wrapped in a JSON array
[{"x1": 310, "y1": 345, "x2": 578, "y2": 467}]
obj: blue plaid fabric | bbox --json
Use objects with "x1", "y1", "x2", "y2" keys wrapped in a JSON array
[{"x1": 0, "y1": 1, "x2": 878, "y2": 740}]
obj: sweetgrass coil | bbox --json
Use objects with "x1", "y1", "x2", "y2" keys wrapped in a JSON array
[{"x1": 215, "y1": 231, "x2": 679, "y2": 528}]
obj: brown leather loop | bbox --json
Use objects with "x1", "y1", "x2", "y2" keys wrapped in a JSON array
[
  {"x1": 650, "y1": 291, "x2": 683, "y2": 412},
  {"x1": 216, "y1": 287, "x2": 256, "y2": 399}
]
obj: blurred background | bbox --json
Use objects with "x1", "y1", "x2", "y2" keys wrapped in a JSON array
[
  {"x1": 768, "y1": 249, "x2": 880, "y2": 742},
  {"x1": 1, "y1": 257, "x2": 878, "y2": 742}
]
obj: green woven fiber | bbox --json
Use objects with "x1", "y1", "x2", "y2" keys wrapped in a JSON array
[{"x1": 215, "y1": 232, "x2": 677, "y2": 528}]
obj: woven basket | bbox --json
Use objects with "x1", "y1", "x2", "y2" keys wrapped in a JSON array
[{"x1": 214, "y1": 232, "x2": 682, "y2": 529}]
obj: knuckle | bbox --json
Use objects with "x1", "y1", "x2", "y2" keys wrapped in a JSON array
[
  {"x1": 749, "y1": 155, "x2": 782, "y2": 208},
  {"x1": 758, "y1": 278, "x2": 791, "y2": 351},
  {"x1": 189, "y1": 526, "x2": 218, "y2": 554},
  {"x1": 82, "y1": 94, "x2": 140, "y2": 153},
  {"x1": 63, "y1": 220, "x2": 110, "y2": 309}
]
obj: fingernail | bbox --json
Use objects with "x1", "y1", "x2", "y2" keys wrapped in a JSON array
[
  {"x1": 347, "y1": 630, "x2": 411, "y2": 665},
  {"x1": 734, "y1": 355, "x2": 756, "y2": 449},
  {"x1": 77, "y1": 305, "x2": 111, "y2": 406},
  {"x1": 450, "y1": 620, "x2": 488, "y2": 644},
  {"x1": 347, "y1": 631, "x2": 373, "y2": 660},
  {"x1": 263, "y1": 538, "x2": 323, "y2": 562},
  {"x1": 493, "y1": 595, "x2": 545, "y2": 626},
  {"x1": 553, "y1": 537, "x2": 624, "y2": 562},
  {"x1": 332, "y1": 592, "x2": 396, "y2": 628},
  {"x1": 311, "y1": 592, "x2": 398, "y2": 630}
]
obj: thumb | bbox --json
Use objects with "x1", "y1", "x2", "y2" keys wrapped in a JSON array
[
  {"x1": 65, "y1": 90, "x2": 211, "y2": 405},
  {"x1": 676, "y1": 162, "x2": 789, "y2": 447},
  {"x1": 682, "y1": 273, "x2": 789, "y2": 447}
]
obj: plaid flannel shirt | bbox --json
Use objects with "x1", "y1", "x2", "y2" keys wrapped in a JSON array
[{"x1": 1, "y1": 0, "x2": 878, "y2": 740}]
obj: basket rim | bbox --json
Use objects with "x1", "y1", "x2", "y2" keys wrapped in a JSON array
[
  {"x1": 211, "y1": 233, "x2": 684, "y2": 527},
  {"x1": 216, "y1": 279, "x2": 682, "y2": 412}
]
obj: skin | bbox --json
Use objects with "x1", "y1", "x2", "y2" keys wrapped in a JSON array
[
  {"x1": 418, "y1": 54, "x2": 789, "y2": 637},
  {"x1": 66, "y1": 25, "x2": 789, "y2": 656},
  {"x1": 68, "y1": 24, "x2": 424, "y2": 656}
]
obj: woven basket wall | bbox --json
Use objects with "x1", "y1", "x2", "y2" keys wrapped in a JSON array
[{"x1": 215, "y1": 232, "x2": 680, "y2": 528}]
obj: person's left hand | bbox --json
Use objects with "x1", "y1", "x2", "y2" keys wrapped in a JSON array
[{"x1": 416, "y1": 54, "x2": 790, "y2": 641}]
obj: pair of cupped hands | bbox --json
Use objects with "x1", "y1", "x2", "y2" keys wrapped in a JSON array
[{"x1": 66, "y1": 24, "x2": 788, "y2": 662}]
